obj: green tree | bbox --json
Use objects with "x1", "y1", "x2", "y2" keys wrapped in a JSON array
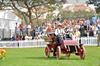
[{"x1": 0, "y1": 0, "x2": 60, "y2": 26}]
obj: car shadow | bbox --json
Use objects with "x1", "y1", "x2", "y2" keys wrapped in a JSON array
[
  {"x1": 24, "y1": 56, "x2": 80, "y2": 60},
  {"x1": 24, "y1": 56, "x2": 57, "y2": 60}
]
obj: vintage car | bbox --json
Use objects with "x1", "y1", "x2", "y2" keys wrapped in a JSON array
[{"x1": 44, "y1": 34, "x2": 85, "y2": 59}]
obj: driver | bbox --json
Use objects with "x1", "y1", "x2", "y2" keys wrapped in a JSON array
[{"x1": 53, "y1": 23, "x2": 65, "y2": 56}]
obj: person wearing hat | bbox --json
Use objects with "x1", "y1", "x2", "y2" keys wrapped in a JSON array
[
  {"x1": 53, "y1": 23, "x2": 65, "y2": 56},
  {"x1": 55, "y1": 23, "x2": 65, "y2": 36},
  {"x1": 55, "y1": 23, "x2": 65, "y2": 44}
]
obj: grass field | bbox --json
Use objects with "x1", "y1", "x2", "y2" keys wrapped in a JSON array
[{"x1": 0, "y1": 47, "x2": 100, "y2": 66}]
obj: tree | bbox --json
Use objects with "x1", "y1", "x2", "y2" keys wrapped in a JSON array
[
  {"x1": 0, "y1": 0, "x2": 60, "y2": 26},
  {"x1": 59, "y1": 9, "x2": 94, "y2": 21}
]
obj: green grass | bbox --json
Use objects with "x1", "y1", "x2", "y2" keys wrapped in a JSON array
[{"x1": 0, "y1": 47, "x2": 100, "y2": 66}]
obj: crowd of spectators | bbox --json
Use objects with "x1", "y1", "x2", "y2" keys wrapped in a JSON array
[{"x1": 13, "y1": 16, "x2": 100, "y2": 41}]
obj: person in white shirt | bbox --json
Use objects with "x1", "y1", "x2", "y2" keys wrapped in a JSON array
[
  {"x1": 54, "y1": 23, "x2": 65, "y2": 45},
  {"x1": 25, "y1": 34, "x2": 32, "y2": 40},
  {"x1": 55, "y1": 23, "x2": 65, "y2": 36},
  {"x1": 53, "y1": 23, "x2": 65, "y2": 56}
]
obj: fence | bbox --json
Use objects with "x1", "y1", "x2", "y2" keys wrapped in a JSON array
[
  {"x1": 0, "y1": 39, "x2": 46, "y2": 48},
  {"x1": 79, "y1": 37, "x2": 97, "y2": 46},
  {"x1": 0, "y1": 37, "x2": 98, "y2": 48}
]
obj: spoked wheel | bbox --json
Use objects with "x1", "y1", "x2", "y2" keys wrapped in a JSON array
[
  {"x1": 56, "y1": 46, "x2": 61, "y2": 59},
  {"x1": 45, "y1": 46, "x2": 50, "y2": 58},
  {"x1": 64, "y1": 45, "x2": 70, "y2": 58},
  {"x1": 66, "y1": 52, "x2": 70, "y2": 58},
  {"x1": 80, "y1": 53, "x2": 85, "y2": 60},
  {"x1": 79, "y1": 48, "x2": 85, "y2": 60}
]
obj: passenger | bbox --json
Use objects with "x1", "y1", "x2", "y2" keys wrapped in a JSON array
[{"x1": 63, "y1": 31, "x2": 72, "y2": 40}]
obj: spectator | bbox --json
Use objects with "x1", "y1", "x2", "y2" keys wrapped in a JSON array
[
  {"x1": 11, "y1": 34, "x2": 16, "y2": 41},
  {"x1": 96, "y1": 28, "x2": 100, "y2": 46},
  {"x1": 91, "y1": 15, "x2": 97, "y2": 25},
  {"x1": 27, "y1": 23, "x2": 31, "y2": 35},
  {"x1": 89, "y1": 27, "x2": 94, "y2": 36},
  {"x1": 73, "y1": 29, "x2": 80, "y2": 39},
  {"x1": 25, "y1": 34, "x2": 32, "y2": 40},
  {"x1": 46, "y1": 23, "x2": 53, "y2": 34},
  {"x1": 31, "y1": 28, "x2": 36, "y2": 39}
]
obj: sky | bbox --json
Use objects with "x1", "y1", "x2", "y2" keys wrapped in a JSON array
[{"x1": 66, "y1": 0, "x2": 88, "y2": 4}]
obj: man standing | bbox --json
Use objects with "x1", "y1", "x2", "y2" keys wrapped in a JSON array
[{"x1": 97, "y1": 27, "x2": 100, "y2": 46}]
